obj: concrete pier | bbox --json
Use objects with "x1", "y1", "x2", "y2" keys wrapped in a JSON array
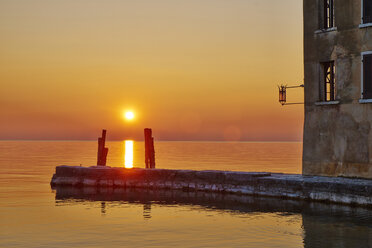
[{"x1": 50, "y1": 165, "x2": 372, "y2": 207}]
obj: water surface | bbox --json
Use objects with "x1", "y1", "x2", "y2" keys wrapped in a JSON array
[{"x1": 0, "y1": 141, "x2": 371, "y2": 247}]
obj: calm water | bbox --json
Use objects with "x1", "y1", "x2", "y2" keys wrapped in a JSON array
[{"x1": 0, "y1": 141, "x2": 372, "y2": 247}]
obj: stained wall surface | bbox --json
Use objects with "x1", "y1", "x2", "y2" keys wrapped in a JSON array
[{"x1": 303, "y1": 0, "x2": 372, "y2": 178}]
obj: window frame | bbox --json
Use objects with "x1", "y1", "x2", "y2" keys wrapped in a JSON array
[
  {"x1": 361, "y1": 51, "x2": 372, "y2": 101},
  {"x1": 315, "y1": 0, "x2": 337, "y2": 33},
  {"x1": 320, "y1": 61, "x2": 336, "y2": 102},
  {"x1": 362, "y1": 0, "x2": 372, "y2": 25},
  {"x1": 323, "y1": 0, "x2": 335, "y2": 29}
]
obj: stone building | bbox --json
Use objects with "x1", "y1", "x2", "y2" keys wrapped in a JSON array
[{"x1": 303, "y1": 0, "x2": 372, "y2": 178}]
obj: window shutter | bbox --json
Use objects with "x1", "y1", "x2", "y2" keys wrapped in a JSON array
[
  {"x1": 364, "y1": 0, "x2": 372, "y2": 23},
  {"x1": 364, "y1": 54, "x2": 372, "y2": 99}
]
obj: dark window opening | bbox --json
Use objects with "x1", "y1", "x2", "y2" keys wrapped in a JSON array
[
  {"x1": 323, "y1": 0, "x2": 334, "y2": 29},
  {"x1": 363, "y1": 0, "x2": 372, "y2": 24},
  {"x1": 363, "y1": 54, "x2": 372, "y2": 99},
  {"x1": 322, "y1": 61, "x2": 336, "y2": 101}
]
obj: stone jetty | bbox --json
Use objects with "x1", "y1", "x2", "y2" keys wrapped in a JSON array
[{"x1": 50, "y1": 165, "x2": 372, "y2": 207}]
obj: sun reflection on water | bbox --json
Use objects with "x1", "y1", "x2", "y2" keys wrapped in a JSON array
[{"x1": 124, "y1": 140, "x2": 134, "y2": 168}]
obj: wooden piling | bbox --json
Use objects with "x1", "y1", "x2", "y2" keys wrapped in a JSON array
[
  {"x1": 144, "y1": 128, "x2": 155, "y2": 169},
  {"x1": 97, "y1": 129, "x2": 108, "y2": 166}
]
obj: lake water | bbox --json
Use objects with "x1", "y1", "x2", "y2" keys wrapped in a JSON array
[{"x1": 1, "y1": 141, "x2": 372, "y2": 247}]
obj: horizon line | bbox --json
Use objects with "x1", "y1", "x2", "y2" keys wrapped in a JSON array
[{"x1": 0, "y1": 139, "x2": 303, "y2": 143}]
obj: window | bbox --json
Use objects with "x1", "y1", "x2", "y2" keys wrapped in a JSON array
[
  {"x1": 363, "y1": 0, "x2": 372, "y2": 24},
  {"x1": 323, "y1": 0, "x2": 335, "y2": 29},
  {"x1": 362, "y1": 53, "x2": 372, "y2": 99},
  {"x1": 321, "y1": 61, "x2": 336, "y2": 102}
]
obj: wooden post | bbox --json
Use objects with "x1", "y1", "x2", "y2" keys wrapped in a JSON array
[
  {"x1": 144, "y1": 128, "x2": 151, "y2": 168},
  {"x1": 144, "y1": 128, "x2": 155, "y2": 169},
  {"x1": 97, "y1": 129, "x2": 108, "y2": 166},
  {"x1": 150, "y1": 136, "x2": 155, "y2": 169}
]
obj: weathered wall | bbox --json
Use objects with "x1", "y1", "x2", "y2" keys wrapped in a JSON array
[
  {"x1": 303, "y1": 0, "x2": 372, "y2": 178},
  {"x1": 51, "y1": 166, "x2": 372, "y2": 206}
]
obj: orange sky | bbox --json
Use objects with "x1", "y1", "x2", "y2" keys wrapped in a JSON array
[{"x1": 0, "y1": 0, "x2": 304, "y2": 141}]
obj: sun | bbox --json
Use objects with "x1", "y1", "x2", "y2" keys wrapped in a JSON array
[{"x1": 124, "y1": 111, "x2": 135, "y2": 121}]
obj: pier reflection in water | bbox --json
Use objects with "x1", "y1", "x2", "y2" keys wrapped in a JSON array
[{"x1": 54, "y1": 187, "x2": 372, "y2": 248}]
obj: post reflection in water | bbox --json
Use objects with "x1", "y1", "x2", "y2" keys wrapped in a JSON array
[
  {"x1": 143, "y1": 204, "x2": 152, "y2": 219},
  {"x1": 124, "y1": 140, "x2": 134, "y2": 168},
  {"x1": 101, "y1": 202, "x2": 106, "y2": 215}
]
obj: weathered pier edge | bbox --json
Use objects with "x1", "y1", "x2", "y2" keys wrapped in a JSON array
[{"x1": 51, "y1": 166, "x2": 372, "y2": 207}]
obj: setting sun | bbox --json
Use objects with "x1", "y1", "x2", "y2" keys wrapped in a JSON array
[{"x1": 124, "y1": 111, "x2": 135, "y2": 121}]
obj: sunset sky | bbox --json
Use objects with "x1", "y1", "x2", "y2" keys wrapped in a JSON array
[{"x1": 0, "y1": 0, "x2": 303, "y2": 141}]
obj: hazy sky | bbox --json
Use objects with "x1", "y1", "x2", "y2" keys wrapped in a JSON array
[{"x1": 0, "y1": 0, "x2": 303, "y2": 141}]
